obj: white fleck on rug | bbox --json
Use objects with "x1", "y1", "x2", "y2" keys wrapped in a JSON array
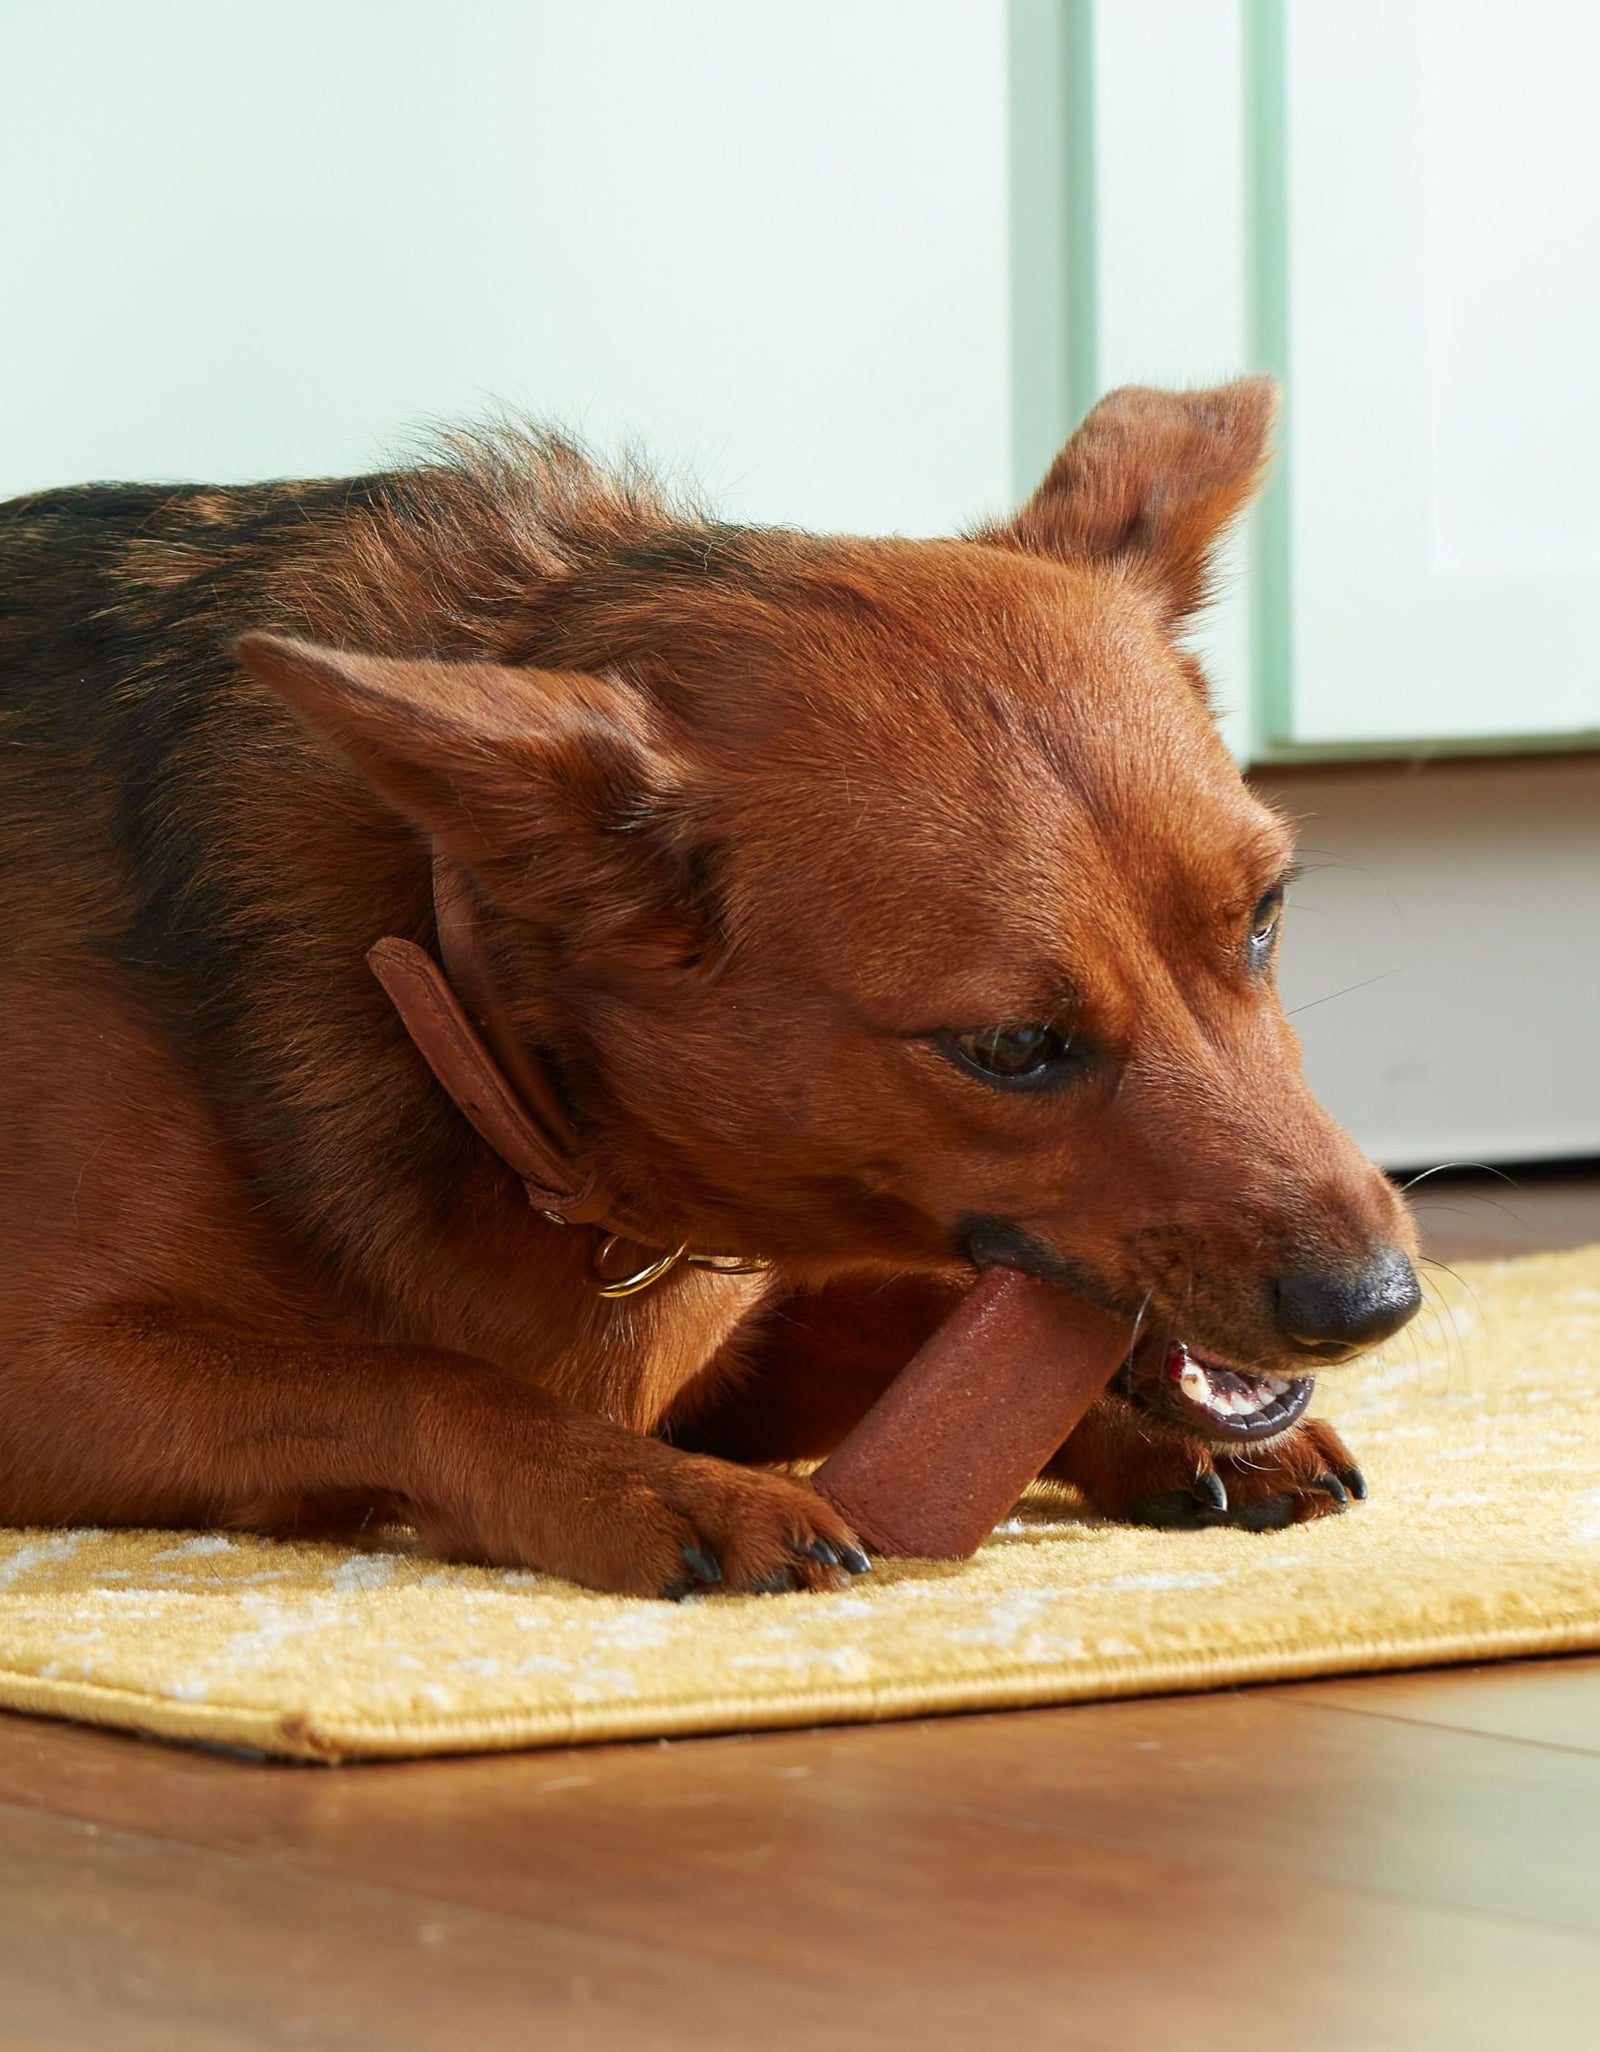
[{"x1": 0, "y1": 1245, "x2": 1597, "y2": 1761}]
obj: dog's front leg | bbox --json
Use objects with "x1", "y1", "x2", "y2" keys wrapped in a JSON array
[{"x1": 0, "y1": 1310, "x2": 866, "y2": 1596}]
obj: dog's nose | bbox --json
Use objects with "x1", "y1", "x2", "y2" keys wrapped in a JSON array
[{"x1": 1271, "y1": 1248, "x2": 1422, "y2": 1359}]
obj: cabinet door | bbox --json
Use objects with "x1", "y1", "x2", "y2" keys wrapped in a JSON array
[
  {"x1": 1056, "y1": 0, "x2": 1600, "y2": 757},
  {"x1": 1273, "y1": 0, "x2": 1600, "y2": 749}
]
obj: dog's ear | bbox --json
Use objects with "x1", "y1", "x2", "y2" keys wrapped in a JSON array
[
  {"x1": 236, "y1": 634, "x2": 714, "y2": 970},
  {"x1": 991, "y1": 378, "x2": 1277, "y2": 625}
]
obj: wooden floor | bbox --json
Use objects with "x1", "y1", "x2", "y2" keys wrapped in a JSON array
[{"x1": 3, "y1": 1168, "x2": 1598, "y2": 2051}]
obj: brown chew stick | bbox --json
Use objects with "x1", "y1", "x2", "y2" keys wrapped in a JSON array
[{"x1": 811, "y1": 1267, "x2": 1131, "y2": 1560}]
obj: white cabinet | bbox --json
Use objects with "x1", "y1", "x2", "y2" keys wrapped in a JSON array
[
  {"x1": 1050, "y1": 0, "x2": 1600, "y2": 758},
  {"x1": 1281, "y1": 0, "x2": 1600, "y2": 748}
]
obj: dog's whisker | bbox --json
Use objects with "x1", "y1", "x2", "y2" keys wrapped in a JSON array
[
  {"x1": 1407, "y1": 1199, "x2": 1533, "y2": 1232},
  {"x1": 1124, "y1": 1287, "x2": 1155, "y2": 1361},
  {"x1": 1400, "y1": 1161, "x2": 1522, "y2": 1194},
  {"x1": 1414, "y1": 1262, "x2": 1478, "y2": 1400},
  {"x1": 1419, "y1": 1256, "x2": 1484, "y2": 1325},
  {"x1": 1284, "y1": 844, "x2": 1412, "y2": 928},
  {"x1": 1421, "y1": 1269, "x2": 1482, "y2": 1403},
  {"x1": 1409, "y1": 1279, "x2": 1458, "y2": 1391},
  {"x1": 1285, "y1": 968, "x2": 1405, "y2": 1018}
]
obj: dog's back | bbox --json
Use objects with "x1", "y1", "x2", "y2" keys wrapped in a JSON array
[
  {"x1": 0, "y1": 476, "x2": 413, "y2": 1332},
  {"x1": 0, "y1": 474, "x2": 345, "y2": 992}
]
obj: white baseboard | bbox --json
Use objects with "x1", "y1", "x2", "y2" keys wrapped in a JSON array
[{"x1": 1251, "y1": 754, "x2": 1600, "y2": 1175}]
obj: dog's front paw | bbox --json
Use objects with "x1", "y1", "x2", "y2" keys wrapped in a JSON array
[
  {"x1": 1047, "y1": 1398, "x2": 1366, "y2": 1532},
  {"x1": 629, "y1": 1454, "x2": 874, "y2": 1598},
  {"x1": 412, "y1": 1395, "x2": 872, "y2": 1598}
]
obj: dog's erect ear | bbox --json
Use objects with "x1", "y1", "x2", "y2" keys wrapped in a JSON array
[
  {"x1": 237, "y1": 634, "x2": 711, "y2": 966},
  {"x1": 235, "y1": 634, "x2": 661, "y2": 868},
  {"x1": 991, "y1": 378, "x2": 1277, "y2": 625}
]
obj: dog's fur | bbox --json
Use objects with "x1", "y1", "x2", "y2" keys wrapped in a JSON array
[{"x1": 0, "y1": 382, "x2": 1418, "y2": 1595}]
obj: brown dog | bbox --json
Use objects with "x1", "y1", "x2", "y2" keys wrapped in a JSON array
[{"x1": 0, "y1": 380, "x2": 1420, "y2": 1596}]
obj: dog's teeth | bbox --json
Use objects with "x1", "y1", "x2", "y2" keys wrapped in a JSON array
[{"x1": 1178, "y1": 1362, "x2": 1210, "y2": 1403}]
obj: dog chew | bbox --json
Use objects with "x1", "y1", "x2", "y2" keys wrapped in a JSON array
[{"x1": 811, "y1": 1267, "x2": 1131, "y2": 1560}]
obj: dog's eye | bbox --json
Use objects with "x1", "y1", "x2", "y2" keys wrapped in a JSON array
[
  {"x1": 941, "y1": 1023, "x2": 1077, "y2": 1090},
  {"x1": 1248, "y1": 888, "x2": 1284, "y2": 952}
]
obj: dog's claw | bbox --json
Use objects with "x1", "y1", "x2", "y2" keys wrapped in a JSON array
[
  {"x1": 1193, "y1": 1470, "x2": 1228, "y2": 1516},
  {"x1": 681, "y1": 1542, "x2": 723, "y2": 1584},
  {"x1": 838, "y1": 1543, "x2": 872, "y2": 1575},
  {"x1": 793, "y1": 1536, "x2": 839, "y2": 1569},
  {"x1": 1339, "y1": 1463, "x2": 1369, "y2": 1501},
  {"x1": 1314, "y1": 1473, "x2": 1349, "y2": 1505},
  {"x1": 660, "y1": 1578, "x2": 695, "y2": 1603}
]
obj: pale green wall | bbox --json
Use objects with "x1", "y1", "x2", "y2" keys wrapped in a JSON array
[{"x1": 0, "y1": 0, "x2": 1016, "y2": 537}]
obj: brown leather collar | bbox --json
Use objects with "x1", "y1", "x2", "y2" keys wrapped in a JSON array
[
  {"x1": 368, "y1": 860, "x2": 770, "y2": 1297},
  {"x1": 368, "y1": 856, "x2": 628, "y2": 1231}
]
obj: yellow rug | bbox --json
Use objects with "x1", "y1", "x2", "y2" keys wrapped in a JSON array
[{"x1": 2, "y1": 1244, "x2": 1598, "y2": 1762}]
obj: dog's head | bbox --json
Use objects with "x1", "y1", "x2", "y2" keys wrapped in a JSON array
[{"x1": 241, "y1": 380, "x2": 1419, "y2": 1414}]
